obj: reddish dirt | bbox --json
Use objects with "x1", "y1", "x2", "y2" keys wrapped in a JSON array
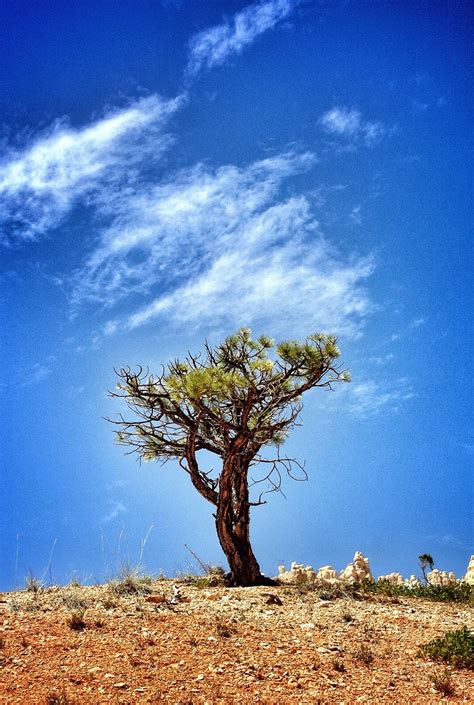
[{"x1": 0, "y1": 581, "x2": 473, "y2": 704}]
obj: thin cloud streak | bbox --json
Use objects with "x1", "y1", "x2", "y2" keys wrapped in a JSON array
[
  {"x1": 186, "y1": 0, "x2": 297, "y2": 77},
  {"x1": 0, "y1": 95, "x2": 183, "y2": 243},
  {"x1": 320, "y1": 107, "x2": 386, "y2": 146},
  {"x1": 71, "y1": 152, "x2": 315, "y2": 308},
  {"x1": 82, "y1": 152, "x2": 376, "y2": 339}
]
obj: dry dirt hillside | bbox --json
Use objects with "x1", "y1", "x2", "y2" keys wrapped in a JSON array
[{"x1": 0, "y1": 578, "x2": 473, "y2": 704}]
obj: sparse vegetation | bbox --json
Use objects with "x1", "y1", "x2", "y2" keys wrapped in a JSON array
[
  {"x1": 45, "y1": 690, "x2": 73, "y2": 705},
  {"x1": 361, "y1": 579, "x2": 472, "y2": 604},
  {"x1": 332, "y1": 657, "x2": 346, "y2": 672},
  {"x1": 107, "y1": 563, "x2": 154, "y2": 596},
  {"x1": 341, "y1": 610, "x2": 354, "y2": 623},
  {"x1": 430, "y1": 668, "x2": 456, "y2": 696},
  {"x1": 67, "y1": 609, "x2": 86, "y2": 631},
  {"x1": 215, "y1": 616, "x2": 237, "y2": 638},
  {"x1": 24, "y1": 571, "x2": 43, "y2": 594},
  {"x1": 353, "y1": 643, "x2": 374, "y2": 665},
  {"x1": 419, "y1": 626, "x2": 474, "y2": 669},
  {"x1": 61, "y1": 592, "x2": 89, "y2": 611}
]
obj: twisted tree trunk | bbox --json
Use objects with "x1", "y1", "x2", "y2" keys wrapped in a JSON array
[{"x1": 215, "y1": 451, "x2": 272, "y2": 586}]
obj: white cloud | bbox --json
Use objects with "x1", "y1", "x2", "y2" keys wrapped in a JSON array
[
  {"x1": 186, "y1": 0, "x2": 296, "y2": 77},
  {"x1": 0, "y1": 95, "x2": 183, "y2": 243},
  {"x1": 348, "y1": 378, "x2": 415, "y2": 418},
  {"x1": 71, "y1": 152, "x2": 315, "y2": 308},
  {"x1": 410, "y1": 317, "x2": 425, "y2": 328},
  {"x1": 21, "y1": 362, "x2": 52, "y2": 387},
  {"x1": 77, "y1": 151, "x2": 376, "y2": 339},
  {"x1": 101, "y1": 500, "x2": 127, "y2": 523},
  {"x1": 320, "y1": 107, "x2": 386, "y2": 146}
]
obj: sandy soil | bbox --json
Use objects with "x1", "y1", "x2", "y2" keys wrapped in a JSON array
[{"x1": 0, "y1": 580, "x2": 472, "y2": 704}]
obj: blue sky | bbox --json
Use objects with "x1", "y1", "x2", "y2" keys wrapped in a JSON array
[{"x1": 1, "y1": 0, "x2": 472, "y2": 590}]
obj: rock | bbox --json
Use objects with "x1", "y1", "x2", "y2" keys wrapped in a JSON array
[
  {"x1": 426, "y1": 569, "x2": 457, "y2": 586},
  {"x1": 378, "y1": 573, "x2": 404, "y2": 585},
  {"x1": 145, "y1": 594, "x2": 167, "y2": 604},
  {"x1": 264, "y1": 594, "x2": 283, "y2": 605},
  {"x1": 463, "y1": 555, "x2": 474, "y2": 585},
  {"x1": 339, "y1": 552, "x2": 373, "y2": 583}
]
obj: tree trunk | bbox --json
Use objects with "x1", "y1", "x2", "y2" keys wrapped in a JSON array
[{"x1": 215, "y1": 452, "x2": 272, "y2": 587}]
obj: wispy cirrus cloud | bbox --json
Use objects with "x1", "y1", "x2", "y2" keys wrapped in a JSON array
[
  {"x1": 186, "y1": 0, "x2": 297, "y2": 77},
  {"x1": 348, "y1": 378, "x2": 415, "y2": 418},
  {"x1": 74, "y1": 151, "x2": 376, "y2": 339},
  {"x1": 320, "y1": 107, "x2": 386, "y2": 146},
  {"x1": 0, "y1": 94, "x2": 183, "y2": 244},
  {"x1": 101, "y1": 500, "x2": 128, "y2": 524},
  {"x1": 71, "y1": 152, "x2": 314, "y2": 307}
]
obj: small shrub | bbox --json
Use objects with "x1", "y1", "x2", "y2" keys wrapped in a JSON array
[
  {"x1": 68, "y1": 578, "x2": 81, "y2": 588},
  {"x1": 45, "y1": 690, "x2": 72, "y2": 705},
  {"x1": 67, "y1": 610, "x2": 86, "y2": 631},
  {"x1": 332, "y1": 658, "x2": 346, "y2": 673},
  {"x1": 108, "y1": 564, "x2": 154, "y2": 595},
  {"x1": 419, "y1": 626, "x2": 474, "y2": 669},
  {"x1": 61, "y1": 592, "x2": 88, "y2": 611},
  {"x1": 361, "y1": 579, "x2": 472, "y2": 604},
  {"x1": 341, "y1": 611, "x2": 354, "y2": 623},
  {"x1": 354, "y1": 644, "x2": 374, "y2": 665},
  {"x1": 25, "y1": 571, "x2": 43, "y2": 594},
  {"x1": 431, "y1": 668, "x2": 456, "y2": 696},
  {"x1": 215, "y1": 617, "x2": 236, "y2": 638}
]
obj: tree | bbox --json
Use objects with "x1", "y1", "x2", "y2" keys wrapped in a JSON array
[
  {"x1": 419, "y1": 553, "x2": 434, "y2": 584},
  {"x1": 110, "y1": 328, "x2": 350, "y2": 586}
]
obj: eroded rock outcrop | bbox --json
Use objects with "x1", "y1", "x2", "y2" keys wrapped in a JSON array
[
  {"x1": 339, "y1": 551, "x2": 373, "y2": 583},
  {"x1": 427, "y1": 569, "x2": 457, "y2": 586},
  {"x1": 463, "y1": 555, "x2": 474, "y2": 585}
]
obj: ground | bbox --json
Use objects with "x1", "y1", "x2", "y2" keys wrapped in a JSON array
[{"x1": 0, "y1": 579, "x2": 473, "y2": 704}]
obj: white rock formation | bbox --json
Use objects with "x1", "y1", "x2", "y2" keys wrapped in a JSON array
[
  {"x1": 378, "y1": 572, "x2": 405, "y2": 585},
  {"x1": 406, "y1": 575, "x2": 421, "y2": 588},
  {"x1": 277, "y1": 552, "x2": 373, "y2": 586},
  {"x1": 278, "y1": 562, "x2": 317, "y2": 585},
  {"x1": 427, "y1": 569, "x2": 457, "y2": 586},
  {"x1": 339, "y1": 551, "x2": 373, "y2": 583},
  {"x1": 463, "y1": 555, "x2": 474, "y2": 585}
]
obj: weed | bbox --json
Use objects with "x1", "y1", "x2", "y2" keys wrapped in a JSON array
[
  {"x1": 108, "y1": 563, "x2": 154, "y2": 595},
  {"x1": 102, "y1": 596, "x2": 118, "y2": 610},
  {"x1": 67, "y1": 610, "x2": 86, "y2": 631},
  {"x1": 332, "y1": 658, "x2": 346, "y2": 673},
  {"x1": 45, "y1": 690, "x2": 73, "y2": 705},
  {"x1": 68, "y1": 577, "x2": 82, "y2": 588},
  {"x1": 419, "y1": 626, "x2": 474, "y2": 669},
  {"x1": 61, "y1": 592, "x2": 88, "y2": 611},
  {"x1": 25, "y1": 570, "x2": 43, "y2": 594},
  {"x1": 341, "y1": 611, "x2": 354, "y2": 623},
  {"x1": 354, "y1": 644, "x2": 374, "y2": 665},
  {"x1": 215, "y1": 617, "x2": 236, "y2": 638},
  {"x1": 430, "y1": 668, "x2": 456, "y2": 696}
]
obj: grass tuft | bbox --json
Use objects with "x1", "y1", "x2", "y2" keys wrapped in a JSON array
[
  {"x1": 431, "y1": 668, "x2": 456, "y2": 696},
  {"x1": 67, "y1": 610, "x2": 86, "y2": 631}
]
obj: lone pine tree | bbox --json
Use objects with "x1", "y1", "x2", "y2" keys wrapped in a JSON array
[{"x1": 110, "y1": 328, "x2": 350, "y2": 586}]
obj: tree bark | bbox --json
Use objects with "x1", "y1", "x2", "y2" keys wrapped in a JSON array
[{"x1": 215, "y1": 451, "x2": 272, "y2": 586}]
